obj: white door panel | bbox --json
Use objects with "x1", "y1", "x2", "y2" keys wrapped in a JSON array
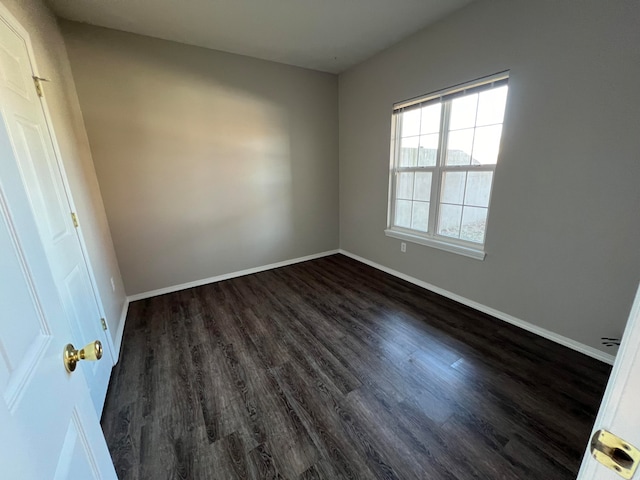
[
  {"x1": 0, "y1": 21, "x2": 30, "y2": 99},
  {"x1": 14, "y1": 115, "x2": 71, "y2": 241},
  {"x1": 0, "y1": 6, "x2": 112, "y2": 414},
  {"x1": 0, "y1": 180, "x2": 52, "y2": 411},
  {"x1": 0, "y1": 108, "x2": 116, "y2": 477},
  {"x1": 54, "y1": 407, "x2": 104, "y2": 479},
  {"x1": 0, "y1": 6, "x2": 116, "y2": 478}
]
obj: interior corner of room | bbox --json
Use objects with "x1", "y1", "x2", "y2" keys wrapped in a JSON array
[
  {"x1": 57, "y1": 5, "x2": 638, "y2": 364},
  {"x1": 8, "y1": 0, "x2": 637, "y2": 366},
  {"x1": 1, "y1": 0, "x2": 639, "y2": 477}
]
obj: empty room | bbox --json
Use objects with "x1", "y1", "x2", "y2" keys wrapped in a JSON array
[{"x1": 1, "y1": 0, "x2": 639, "y2": 478}]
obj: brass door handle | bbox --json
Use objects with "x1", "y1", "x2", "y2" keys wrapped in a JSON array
[
  {"x1": 590, "y1": 429, "x2": 640, "y2": 479},
  {"x1": 64, "y1": 340, "x2": 103, "y2": 373}
]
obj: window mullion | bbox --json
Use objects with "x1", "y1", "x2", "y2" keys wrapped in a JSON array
[{"x1": 429, "y1": 101, "x2": 451, "y2": 235}]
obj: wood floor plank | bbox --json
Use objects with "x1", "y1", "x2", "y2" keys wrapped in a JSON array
[
  {"x1": 278, "y1": 359, "x2": 374, "y2": 476},
  {"x1": 102, "y1": 254, "x2": 610, "y2": 479}
]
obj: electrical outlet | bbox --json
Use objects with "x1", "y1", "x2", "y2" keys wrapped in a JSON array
[
  {"x1": 110, "y1": 277, "x2": 116, "y2": 292},
  {"x1": 401, "y1": 242, "x2": 407, "y2": 253}
]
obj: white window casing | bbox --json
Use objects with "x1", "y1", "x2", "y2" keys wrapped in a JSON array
[{"x1": 386, "y1": 71, "x2": 510, "y2": 259}]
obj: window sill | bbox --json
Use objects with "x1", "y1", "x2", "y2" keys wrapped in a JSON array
[{"x1": 384, "y1": 229, "x2": 486, "y2": 260}]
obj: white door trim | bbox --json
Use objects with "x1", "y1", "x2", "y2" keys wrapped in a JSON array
[{"x1": 0, "y1": 1, "x2": 117, "y2": 365}]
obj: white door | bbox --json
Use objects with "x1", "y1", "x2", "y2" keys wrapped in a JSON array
[
  {"x1": 578, "y1": 283, "x2": 640, "y2": 479},
  {"x1": 0, "y1": 78, "x2": 116, "y2": 477},
  {"x1": 0, "y1": 6, "x2": 113, "y2": 413}
]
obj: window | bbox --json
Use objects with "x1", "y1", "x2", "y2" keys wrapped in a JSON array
[{"x1": 386, "y1": 72, "x2": 509, "y2": 259}]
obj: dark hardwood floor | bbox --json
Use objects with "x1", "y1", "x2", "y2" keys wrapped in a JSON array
[{"x1": 101, "y1": 254, "x2": 611, "y2": 479}]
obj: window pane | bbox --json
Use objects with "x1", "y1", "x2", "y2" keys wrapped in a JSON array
[
  {"x1": 411, "y1": 201, "x2": 429, "y2": 232},
  {"x1": 472, "y1": 125, "x2": 503, "y2": 165},
  {"x1": 420, "y1": 103, "x2": 441, "y2": 134},
  {"x1": 464, "y1": 171, "x2": 493, "y2": 207},
  {"x1": 401, "y1": 109, "x2": 421, "y2": 137},
  {"x1": 438, "y1": 204, "x2": 462, "y2": 238},
  {"x1": 397, "y1": 172, "x2": 414, "y2": 200},
  {"x1": 418, "y1": 134, "x2": 438, "y2": 166},
  {"x1": 441, "y1": 171, "x2": 466, "y2": 204},
  {"x1": 414, "y1": 172, "x2": 432, "y2": 201},
  {"x1": 449, "y1": 93, "x2": 478, "y2": 130},
  {"x1": 395, "y1": 200, "x2": 412, "y2": 228},
  {"x1": 399, "y1": 136, "x2": 419, "y2": 166},
  {"x1": 460, "y1": 206, "x2": 488, "y2": 243},
  {"x1": 446, "y1": 128, "x2": 474, "y2": 165},
  {"x1": 476, "y1": 86, "x2": 508, "y2": 126}
]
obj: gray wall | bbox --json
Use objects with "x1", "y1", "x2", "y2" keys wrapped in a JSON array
[
  {"x1": 1, "y1": 0, "x2": 126, "y2": 343},
  {"x1": 339, "y1": 0, "x2": 640, "y2": 353},
  {"x1": 62, "y1": 23, "x2": 339, "y2": 295}
]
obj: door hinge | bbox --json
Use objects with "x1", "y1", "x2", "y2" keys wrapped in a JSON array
[
  {"x1": 591, "y1": 429, "x2": 640, "y2": 479},
  {"x1": 71, "y1": 212, "x2": 79, "y2": 228},
  {"x1": 100, "y1": 318, "x2": 108, "y2": 331},
  {"x1": 32, "y1": 76, "x2": 50, "y2": 98}
]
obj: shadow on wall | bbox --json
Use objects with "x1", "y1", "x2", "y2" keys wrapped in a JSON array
[
  {"x1": 104, "y1": 72, "x2": 295, "y2": 287},
  {"x1": 63, "y1": 25, "x2": 337, "y2": 294},
  {"x1": 109, "y1": 76, "x2": 295, "y2": 260}
]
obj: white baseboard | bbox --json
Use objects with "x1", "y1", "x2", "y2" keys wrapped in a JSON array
[
  {"x1": 120, "y1": 247, "x2": 615, "y2": 365},
  {"x1": 127, "y1": 249, "x2": 341, "y2": 302},
  {"x1": 113, "y1": 298, "x2": 129, "y2": 363},
  {"x1": 338, "y1": 249, "x2": 616, "y2": 365}
]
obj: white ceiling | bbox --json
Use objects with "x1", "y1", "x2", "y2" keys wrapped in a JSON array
[{"x1": 47, "y1": 0, "x2": 473, "y2": 73}]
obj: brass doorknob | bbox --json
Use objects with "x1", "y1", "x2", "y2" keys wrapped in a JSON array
[{"x1": 63, "y1": 340, "x2": 103, "y2": 373}]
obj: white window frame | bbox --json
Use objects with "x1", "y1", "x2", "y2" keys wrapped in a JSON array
[{"x1": 385, "y1": 72, "x2": 509, "y2": 260}]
